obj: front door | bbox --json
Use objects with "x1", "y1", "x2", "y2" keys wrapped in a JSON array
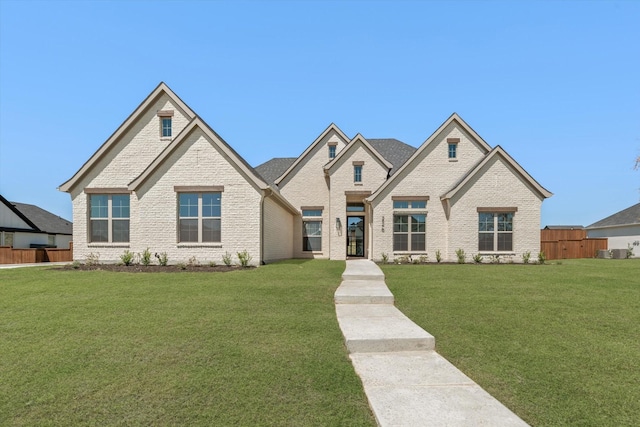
[{"x1": 346, "y1": 216, "x2": 365, "y2": 257}]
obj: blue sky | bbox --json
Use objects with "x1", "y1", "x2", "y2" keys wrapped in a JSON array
[{"x1": 1, "y1": 0, "x2": 639, "y2": 227}]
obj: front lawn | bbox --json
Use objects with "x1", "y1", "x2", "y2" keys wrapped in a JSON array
[
  {"x1": 382, "y1": 259, "x2": 640, "y2": 427},
  {"x1": 0, "y1": 260, "x2": 375, "y2": 426}
]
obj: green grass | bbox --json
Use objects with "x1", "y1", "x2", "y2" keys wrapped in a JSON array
[
  {"x1": 381, "y1": 259, "x2": 640, "y2": 427},
  {"x1": 0, "y1": 260, "x2": 375, "y2": 426}
]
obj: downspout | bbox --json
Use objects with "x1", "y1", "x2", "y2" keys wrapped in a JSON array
[{"x1": 260, "y1": 189, "x2": 267, "y2": 265}]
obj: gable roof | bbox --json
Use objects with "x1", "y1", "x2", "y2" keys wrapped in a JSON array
[
  {"x1": 59, "y1": 82, "x2": 196, "y2": 193},
  {"x1": 367, "y1": 113, "x2": 492, "y2": 202},
  {"x1": 128, "y1": 116, "x2": 268, "y2": 192},
  {"x1": 441, "y1": 145, "x2": 553, "y2": 201},
  {"x1": 274, "y1": 123, "x2": 350, "y2": 186},
  {"x1": 324, "y1": 133, "x2": 393, "y2": 172},
  {"x1": 367, "y1": 138, "x2": 416, "y2": 175},
  {"x1": 255, "y1": 158, "x2": 297, "y2": 185},
  {"x1": 0, "y1": 194, "x2": 72, "y2": 234},
  {"x1": 587, "y1": 202, "x2": 640, "y2": 229}
]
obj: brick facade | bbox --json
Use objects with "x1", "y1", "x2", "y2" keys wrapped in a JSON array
[{"x1": 61, "y1": 83, "x2": 551, "y2": 265}]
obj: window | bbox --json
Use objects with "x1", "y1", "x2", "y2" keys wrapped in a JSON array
[
  {"x1": 393, "y1": 214, "x2": 426, "y2": 251},
  {"x1": 478, "y1": 212, "x2": 514, "y2": 251},
  {"x1": 329, "y1": 145, "x2": 336, "y2": 159},
  {"x1": 2, "y1": 232, "x2": 14, "y2": 247},
  {"x1": 448, "y1": 143, "x2": 457, "y2": 159},
  {"x1": 393, "y1": 200, "x2": 427, "y2": 209},
  {"x1": 48, "y1": 235, "x2": 55, "y2": 247},
  {"x1": 161, "y1": 117, "x2": 172, "y2": 138},
  {"x1": 302, "y1": 209, "x2": 322, "y2": 251},
  {"x1": 179, "y1": 193, "x2": 221, "y2": 243},
  {"x1": 354, "y1": 165, "x2": 362, "y2": 182},
  {"x1": 89, "y1": 194, "x2": 130, "y2": 242},
  {"x1": 392, "y1": 198, "x2": 427, "y2": 252}
]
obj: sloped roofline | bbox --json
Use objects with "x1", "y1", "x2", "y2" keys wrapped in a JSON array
[
  {"x1": 367, "y1": 113, "x2": 492, "y2": 202},
  {"x1": 440, "y1": 145, "x2": 553, "y2": 200},
  {"x1": 128, "y1": 116, "x2": 268, "y2": 192},
  {"x1": 59, "y1": 82, "x2": 196, "y2": 193},
  {"x1": 586, "y1": 202, "x2": 640, "y2": 229},
  {"x1": 0, "y1": 194, "x2": 39, "y2": 231},
  {"x1": 274, "y1": 123, "x2": 350, "y2": 186},
  {"x1": 323, "y1": 133, "x2": 393, "y2": 172}
]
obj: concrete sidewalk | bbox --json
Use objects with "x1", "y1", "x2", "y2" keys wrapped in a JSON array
[
  {"x1": 335, "y1": 259, "x2": 529, "y2": 427},
  {"x1": 0, "y1": 262, "x2": 69, "y2": 269}
]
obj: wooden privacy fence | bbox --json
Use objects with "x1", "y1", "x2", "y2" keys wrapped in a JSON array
[
  {"x1": 540, "y1": 229, "x2": 607, "y2": 260},
  {"x1": 0, "y1": 243, "x2": 73, "y2": 264}
]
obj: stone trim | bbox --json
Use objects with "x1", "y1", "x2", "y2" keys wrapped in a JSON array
[
  {"x1": 174, "y1": 185, "x2": 225, "y2": 192},
  {"x1": 345, "y1": 190, "x2": 372, "y2": 196},
  {"x1": 157, "y1": 110, "x2": 174, "y2": 117},
  {"x1": 447, "y1": 137, "x2": 460, "y2": 143},
  {"x1": 477, "y1": 207, "x2": 518, "y2": 213},
  {"x1": 352, "y1": 161, "x2": 365, "y2": 166},
  {"x1": 392, "y1": 196, "x2": 430, "y2": 201},
  {"x1": 301, "y1": 205, "x2": 324, "y2": 210},
  {"x1": 84, "y1": 187, "x2": 130, "y2": 194}
]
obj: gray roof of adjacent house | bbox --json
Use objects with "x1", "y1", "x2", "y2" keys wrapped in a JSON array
[
  {"x1": 8, "y1": 201, "x2": 73, "y2": 235},
  {"x1": 255, "y1": 157, "x2": 297, "y2": 185},
  {"x1": 587, "y1": 203, "x2": 640, "y2": 228},
  {"x1": 544, "y1": 225, "x2": 584, "y2": 230},
  {"x1": 367, "y1": 138, "x2": 417, "y2": 175}
]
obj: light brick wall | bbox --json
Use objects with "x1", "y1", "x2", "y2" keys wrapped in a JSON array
[
  {"x1": 70, "y1": 95, "x2": 192, "y2": 262},
  {"x1": 371, "y1": 122, "x2": 487, "y2": 262},
  {"x1": 447, "y1": 156, "x2": 543, "y2": 263},
  {"x1": 133, "y1": 130, "x2": 262, "y2": 266},
  {"x1": 279, "y1": 131, "x2": 347, "y2": 259},
  {"x1": 328, "y1": 144, "x2": 390, "y2": 260},
  {"x1": 263, "y1": 196, "x2": 294, "y2": 262}
]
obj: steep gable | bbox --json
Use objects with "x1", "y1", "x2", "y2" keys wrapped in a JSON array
[
  {"x1": 324, "y1": 133, "x2": 393, "y2": 174},
  {"x1": 368, "y1": 113, "x2": 491, "y2": 203},
  {"x1": 59, "y1": 82, "x2": 196, "y2": 193},
  {"x1": 275, "y1": 123, "x2": 350, "y2": 187},
  {"x1": 0, "y1": 194, "x2": 37, "y2": 231},
  {"x1": 129, "y1": 117, "x2": 268, "y2": 193}
]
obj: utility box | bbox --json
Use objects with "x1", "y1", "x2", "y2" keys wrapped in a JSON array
[
  {"x1": 597, "y1": 250, "x2": 611, "y2": 259},
  {"x1": 611, "y1": 249, "x2": 627, "y2": 259}
]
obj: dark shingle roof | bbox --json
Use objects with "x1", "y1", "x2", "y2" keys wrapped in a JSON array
[
  {"x1": 587, "y1": 203, "x2": 640, "y2": 228},
  {"x1": 10, "y1": 202, "x2": 73, "y2": 235},
  {"x1": 544, "y1": 225, "x2": 584, "y2": 230},
  {"x1": 255, "y1": 158, "x2": 297, "y2": 185},
  {"x1": 367, "y1": 139, "x2": 416, "y2": 175}
]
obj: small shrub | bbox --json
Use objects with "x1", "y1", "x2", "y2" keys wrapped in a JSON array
[
  {"x1": 85, "y1": 252, "x2": 100, "y2": 266},
  {"x1": 237, "y1": 250, "x2": 252, "y2": 267},
  {"x1": 490, "y1": 254, "x2": 501, "y2": 264},
  {"x1": 394, "y1": 255, "x2": 410, "y2": 264},
  {"x1": 381, "y1": 253, "x2": 389, "y2": 264},
  {"x1": 187, "y1": 256, "x2": 199, "y2": 266},
  {"x1": 208, "y1": 260, "x2": 217, "y2": 267},
  {"x1": 538, "y1": 251, "x2": 546, "y2": 265},
  {"x1": 71, "y1": 260, "x2": 81, "y2": 269},
  {"x1": 177, "y1": 262, "x2": 187, "y2": 270},
  {"x1": 222, "y1": 251, "x2": 233, "y2": 266},
  {"x1": 140, "y1": 248, "x2": 152, "y2": 266},
  {"x1": 419, "y1": 254, "x2": 429, "y2": 264},
  {"x1": 455, "y1": 248, "x2": 466, "y2": 264},
  {"x1": 473, "y1": 253, "x2": 483, "y2": 264},
  {"x1": 435, "y1": 250, "x2": 442, "y2": 263},
  {"x1": 626, "y1": 244, "x2": 634, "y2": 259},
  {"x1": 119, "y1": 250, "x2": 135, "y2": 266},
  {"x1": 155, "y1": 252, "x2": 169, "y2": 266},
  {"x1": 522, "y1": 251, "x2": 531, "y2": 264}
]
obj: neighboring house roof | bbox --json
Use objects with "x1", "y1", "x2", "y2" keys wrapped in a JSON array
[
  {"x1": 274, "y1": 123, "x2": 350, "y2": 186},
  {"x1": 0, "y1": 194, "x2": 72, "y2": 235},
  {"x1": 324, "y1": 134, "x2": 393, "y2": 173},
  {"x1": 59, "y1": 82, "x2": 196, "y2": 193},
  {"x1": 543, "y1": 225, "x2": 584, "y2": 230},
  {"x1": 587, "y1": 202, "x2": 640, "y2": 229},
  {"x1": 255, "y1": 158, "x2": 297, "y2": 185},
  {"x1": 441, "y1": 145, "x2": 553, "y2": 201},
  {"x1": 367, "y1": 138, "x2": 416, "y2": 175}
]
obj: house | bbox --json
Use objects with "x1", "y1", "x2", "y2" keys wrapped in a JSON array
[
  {"x1": 59, "y1": 82, "x2": 552, "y2": 265},
  {"x1": 587, "y1": 203, "x2": 640, "y2": 257},
  {"x1": 0, "y1": 194, "x2": 73, "y2": 249}
]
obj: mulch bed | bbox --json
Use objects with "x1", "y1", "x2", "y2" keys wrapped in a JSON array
[{"x1": 57, "y1": 264, "x2": 251, "y2": 273}]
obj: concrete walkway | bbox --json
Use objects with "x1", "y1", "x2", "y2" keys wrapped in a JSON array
[
  {"x1": 335, "y1": 259, "x2": 529, "y2": 427},
  {"x1": 0, "y1": 262, "x2": 69, "y2": 269}
]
